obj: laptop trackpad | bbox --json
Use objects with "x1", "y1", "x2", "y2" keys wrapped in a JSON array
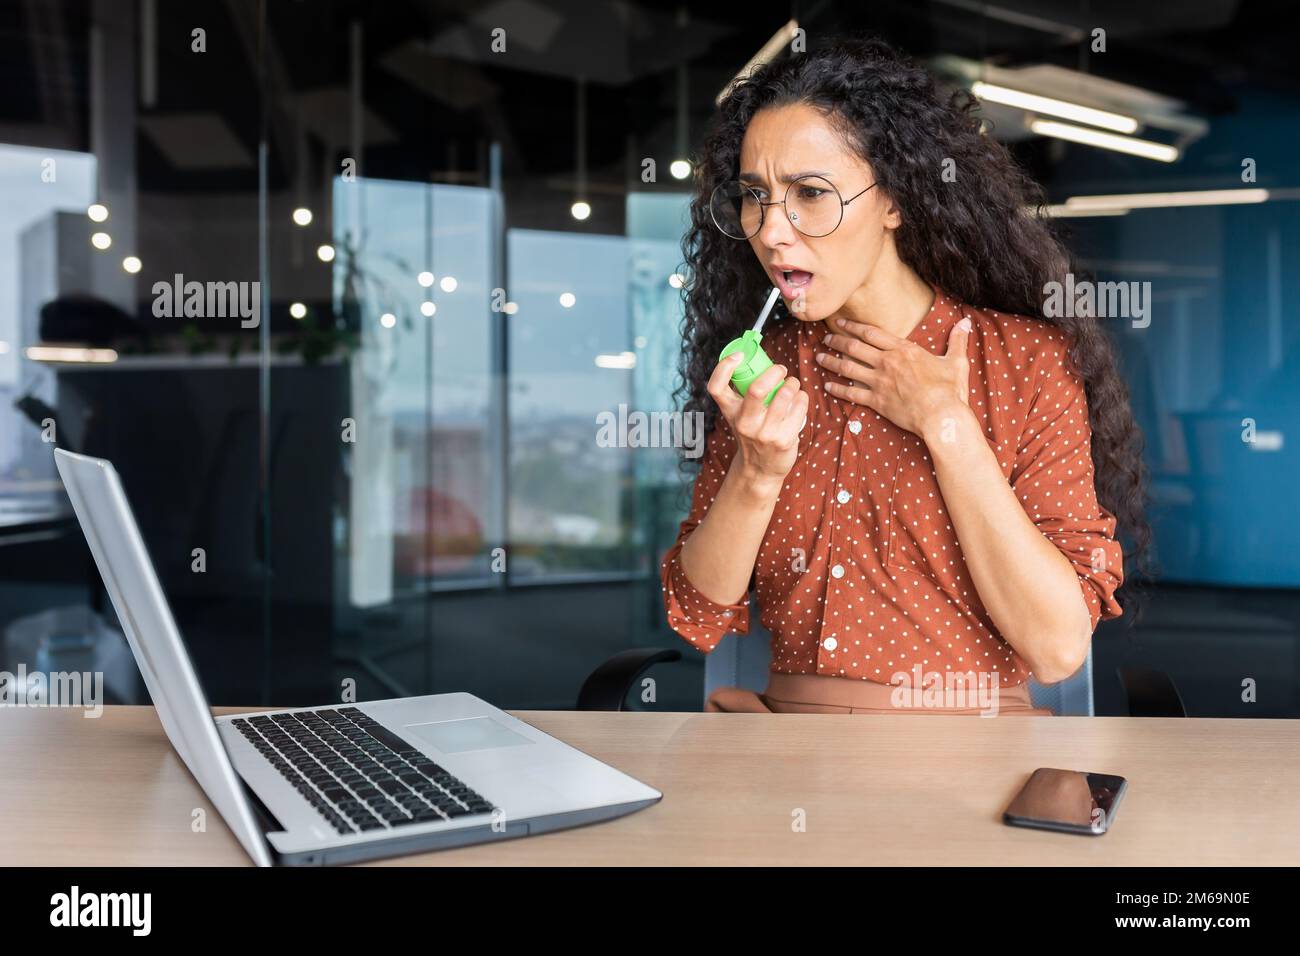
[{"x1": 404, "y1": 717, "x2": 534, "y2": 754}]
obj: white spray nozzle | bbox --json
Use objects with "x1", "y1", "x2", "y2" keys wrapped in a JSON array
[{"x1": 752, "y1": 287, "x2": 781, "y2": 334}]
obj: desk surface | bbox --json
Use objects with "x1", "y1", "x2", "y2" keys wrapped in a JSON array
[{"x1": 3, "y1": 705, "x2": 1297, "y2": 866}]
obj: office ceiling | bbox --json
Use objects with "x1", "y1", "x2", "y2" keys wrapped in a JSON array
[{"x1": 0, "y1": 0, "x2": 1295, "y2": 230}]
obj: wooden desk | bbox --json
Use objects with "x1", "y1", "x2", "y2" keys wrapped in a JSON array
[{"x1": 2, "y1": 705, "x2": 1297, "y2": 865}]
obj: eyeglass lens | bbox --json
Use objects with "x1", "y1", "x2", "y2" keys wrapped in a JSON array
[{"x1": 710, "y1": 175, "x2": 844, "y2": 239}]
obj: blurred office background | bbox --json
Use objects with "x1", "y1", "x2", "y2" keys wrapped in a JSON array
[{"x1": 0, "y1": 0, "x2": 1297, "y2": 717}]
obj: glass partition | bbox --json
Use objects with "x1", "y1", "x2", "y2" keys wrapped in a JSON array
[{"x1": 2, "y1": 0, "x2": 1298, "y2": 717}]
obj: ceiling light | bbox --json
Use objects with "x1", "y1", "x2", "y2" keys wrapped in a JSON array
[
  {"x1": 1029, "y1": 119, "x2": 1179, "y2": 162},
  {"x1": 718, "y1": 20, "x2": 800, "y2": 105},
  {"x1": 25, "y1": 346, "x2": 118, "y2": 364},
  {"x1": 1065, "y1": 188, "x2": 1270, "y2": 211},
  {"x1": 1041, "y1": 204, "x2": 1130, "y2": 218},
  {"x1": 972, "y1": 81, "x2": 1138, "y2": 133}
]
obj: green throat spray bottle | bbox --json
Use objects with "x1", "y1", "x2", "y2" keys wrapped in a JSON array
[{"x1": 718, "y1": 287, "x2": 783, "y2": 406}]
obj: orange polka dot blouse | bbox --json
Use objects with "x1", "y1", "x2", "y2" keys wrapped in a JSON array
[{"x1": 660, "y1": 284, "x2": 1124, "y2": 687}]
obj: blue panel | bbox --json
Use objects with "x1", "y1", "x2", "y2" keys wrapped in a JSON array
[{"x1": 1051, "y1": 90, "x2": 1300, "y2": 586}]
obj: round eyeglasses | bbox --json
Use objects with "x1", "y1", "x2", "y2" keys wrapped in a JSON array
[{"x1": 709, "y1": 175, "x2": 877, "y2": 240}]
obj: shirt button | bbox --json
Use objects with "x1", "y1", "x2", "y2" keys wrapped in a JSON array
[
  {"x1": 848, "y1": 420, "x2": 862, "y2": 435},
  {"x1": 836, "y1": 489, "x2": 851, "y2": 505},
  {"x1": 831, "y1": 564, "x2": 845, "y2": 578},
  {"x1": 823, "y1": 637, "x2": 838, "y2": 652}
]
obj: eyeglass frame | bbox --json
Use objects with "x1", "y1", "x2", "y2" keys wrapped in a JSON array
[{"x1": 708, "y1": 175, "x2": 878, "y2": 239}]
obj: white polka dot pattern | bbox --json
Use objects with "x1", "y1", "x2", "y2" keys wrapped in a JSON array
[{"x1": 659, "y1": 285, "x2": 1124, "y2": 687}]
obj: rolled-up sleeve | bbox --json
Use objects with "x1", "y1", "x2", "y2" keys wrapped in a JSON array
[
  {"x1": 659, "y1": 417, "x2": 750, "y2": 652},
  {"x1": 1010, "y1": 347, "x2": 1124, "y2": 631}
]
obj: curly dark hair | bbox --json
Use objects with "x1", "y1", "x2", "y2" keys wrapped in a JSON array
[{"x1": 675, "y1": 33, "x2": 1151, "y2": 610}]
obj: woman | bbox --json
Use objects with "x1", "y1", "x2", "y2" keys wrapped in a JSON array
[{"x1": 660, "y1": 35, "x2": 1148, "y2": 716}]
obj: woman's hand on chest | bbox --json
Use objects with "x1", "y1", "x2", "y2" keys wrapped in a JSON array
[{"x1": 816, "y1": 314, "x2": 974, "y2": 444}]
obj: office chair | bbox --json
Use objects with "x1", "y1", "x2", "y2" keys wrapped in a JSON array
[
  {"x1": 1116, "y1": 666, "x2": 1188, "y2": 717},
  {"x1": 576, "y1": 648, "x2": 682, "y2": 711}
]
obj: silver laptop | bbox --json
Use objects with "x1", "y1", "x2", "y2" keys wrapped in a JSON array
[{"x1": 55, "y1": 448, "x2": 661, "y2": 866}]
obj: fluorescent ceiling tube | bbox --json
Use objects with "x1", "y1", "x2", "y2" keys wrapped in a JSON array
[
  {"x1": 1041, "y1": 204, "x2": 1130, "y2": 217},
  {"x1": 717, "y1": 19, "x2": 799, "y2": 105},
  {"x1": 1029, "y1": 119, "x2": 1179, "y2": 162},
  {"x1": 1065, "y1": 188, "x2": 1271, "y2": 211},
  {"x1": 25, "y1": 346, "x2": 119, "y2": 363},
  {"x1": 971, "y1": 81, "x2": 1138, "y2": 133}
]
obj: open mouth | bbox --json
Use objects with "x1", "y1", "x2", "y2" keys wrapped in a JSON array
[{"x1": 774, "y1": 268, "x2": 814, "y2": 299}]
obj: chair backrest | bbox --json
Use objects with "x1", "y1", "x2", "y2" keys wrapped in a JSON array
[
  {"x1": 704, "y1": 617, "x2": 1094, "y2": 716},
  {"x1": 1116, "y1": 666, "x2": 1187, "y2": 717},
  {"x1": 1027, "y1": 648, "x2": 1094, "y2": 716},
  {"x1": 702, "y1": 627, "x2": 775, "y2": 703}
]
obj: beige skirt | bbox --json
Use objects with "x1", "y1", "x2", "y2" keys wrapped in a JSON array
[{"x1": 706, "y1": 672, "x2": 1052, "y2": 716}]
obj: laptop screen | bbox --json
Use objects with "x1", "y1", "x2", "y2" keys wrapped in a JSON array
[{"x1": 54, "y1": 448, "x2": 273, "y2": 867}]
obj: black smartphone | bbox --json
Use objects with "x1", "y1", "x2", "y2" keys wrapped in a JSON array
[{"x1": 1003, "y1": 768, "x2": 1128, "y2": 835}]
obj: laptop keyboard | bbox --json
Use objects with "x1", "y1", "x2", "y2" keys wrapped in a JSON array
[{"x1": 231, "y1": 706, "x2": 496, "y2": 836}]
